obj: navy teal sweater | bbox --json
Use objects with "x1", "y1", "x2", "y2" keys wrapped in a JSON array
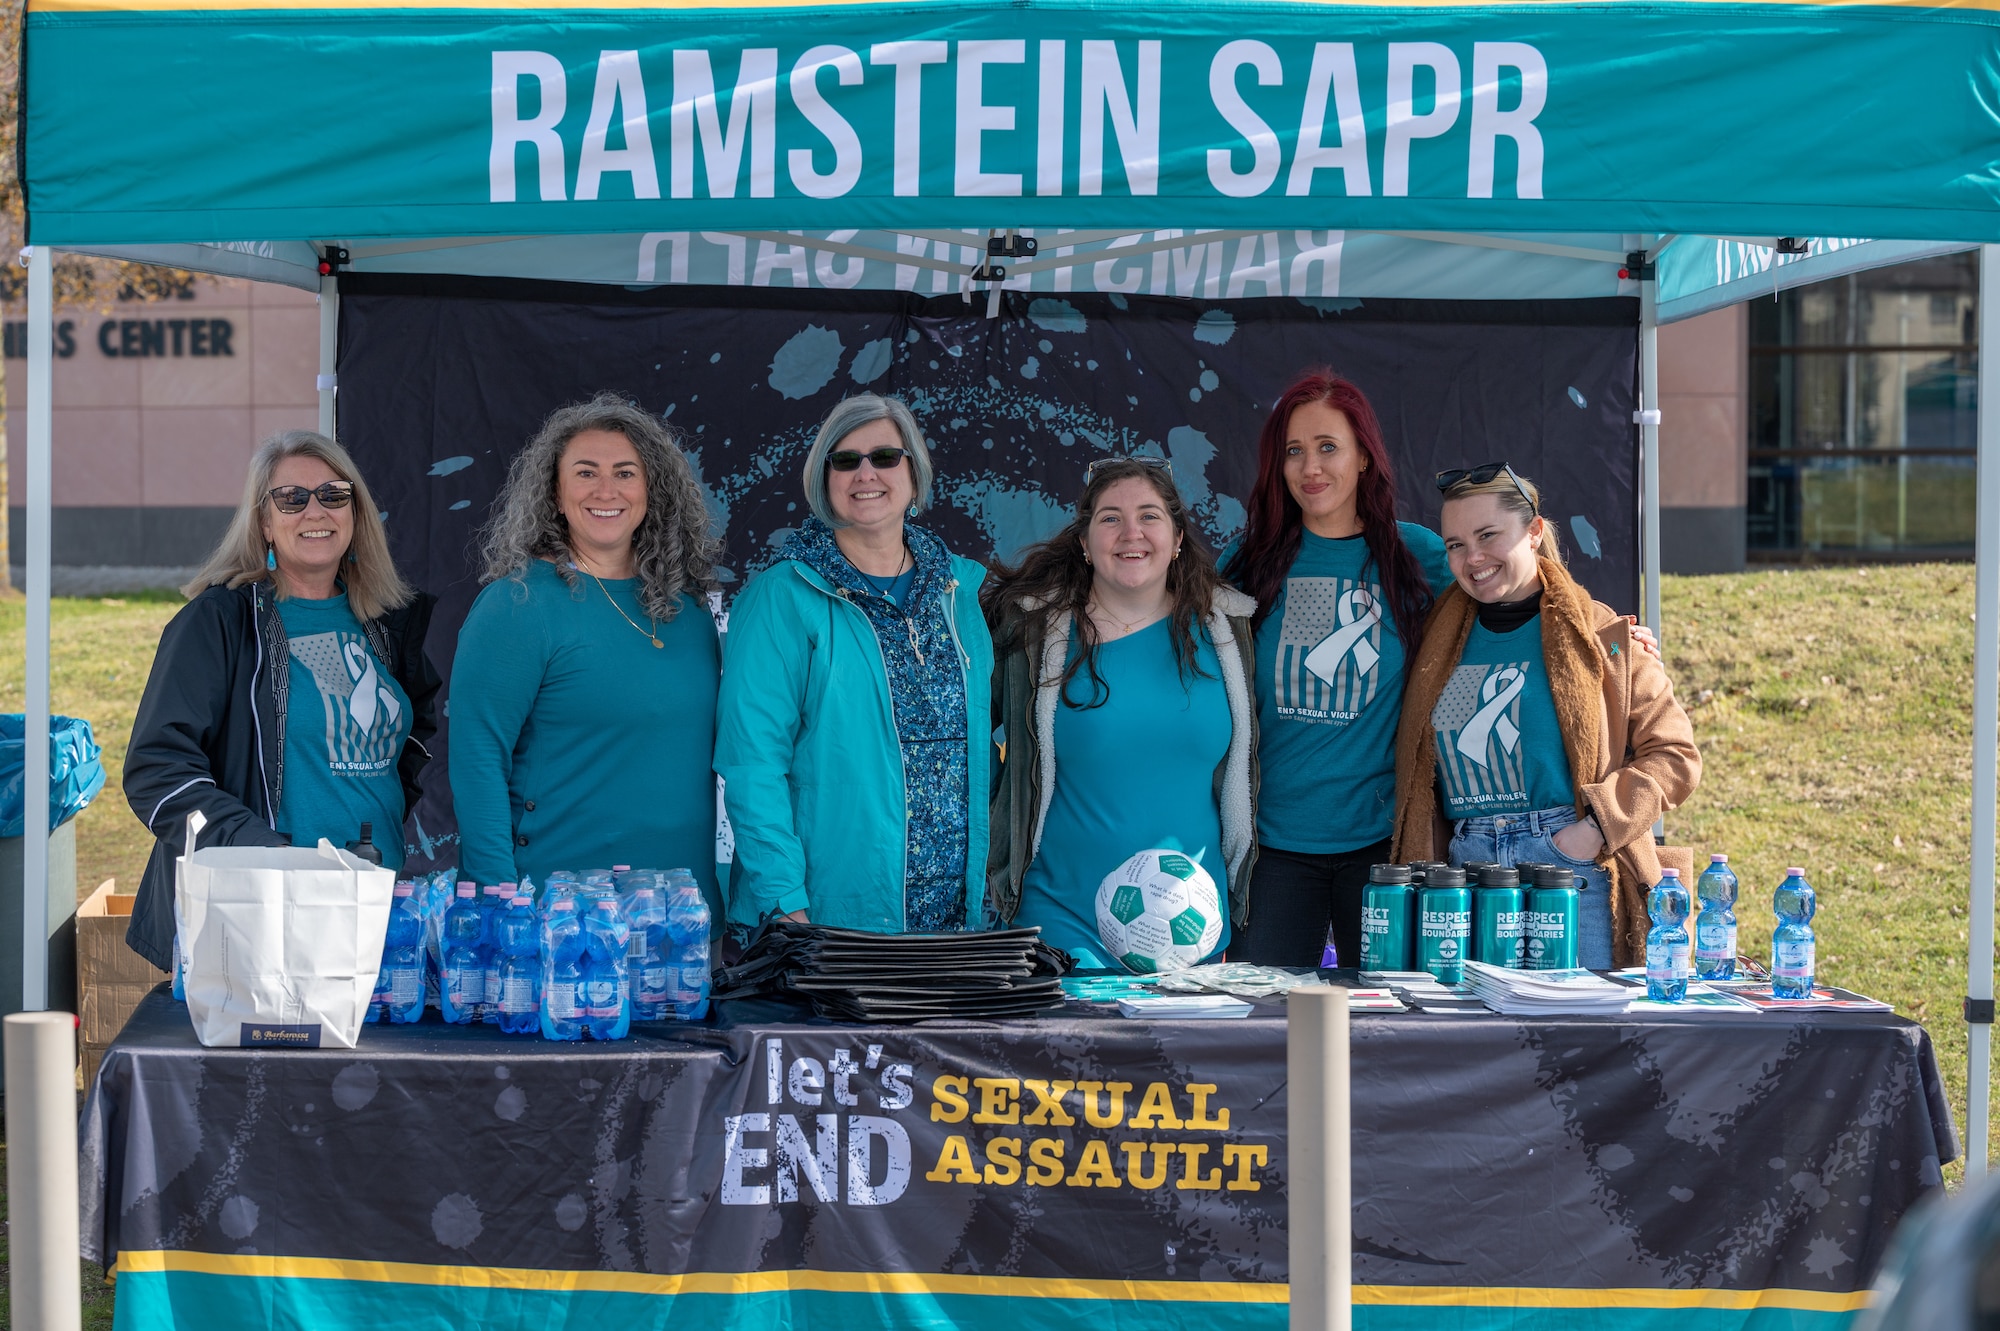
[{"x1": 449, "y1": 559, "x2": 720, "y2": 891}]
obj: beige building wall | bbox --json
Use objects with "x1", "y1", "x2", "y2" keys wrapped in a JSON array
[
  {"x1": 1657, "y1": 304, "x2": 1748, "y2": 573},
  {"x1": 1, "y1": 276, "x2": 320, "y2": 585}
]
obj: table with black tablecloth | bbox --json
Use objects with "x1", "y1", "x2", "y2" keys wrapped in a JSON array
[{"x1": 81, "y1": 983, "x2": 1956, "y2": 1331}]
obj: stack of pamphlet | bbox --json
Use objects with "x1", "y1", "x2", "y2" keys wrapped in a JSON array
[{"x1": 1461, "y1": 961, "x2": 1634, "y2": 1015}]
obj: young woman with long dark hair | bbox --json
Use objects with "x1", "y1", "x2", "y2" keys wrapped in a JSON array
[
  {"x1": 986, "y1": 459, "x2": 1258, "y2": 967},
  {"x1": 1221, "y1": 370, "x2": 1452, "y2": 968}
]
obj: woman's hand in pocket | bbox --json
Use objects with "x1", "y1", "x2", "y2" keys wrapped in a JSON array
[{"x1": 1551, "y1": 819, "x2": 1606, "y2": 863}]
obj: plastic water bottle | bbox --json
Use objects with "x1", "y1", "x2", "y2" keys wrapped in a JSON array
[
  {"x1": 581, "y1": 893, "x2": 630, "y2": 1040},
  {"x1": 366, "y1": 881, "x2": 408, "y2": 1023},
  {"x1": 626, "y1": 879, "x2": 671, "y2": 1021},
  {"x1": 441, "y1": 882, "x2": 484, "y2": 1024},
  {"x1": 1694, "y1": 854, "x2": 1740, "y2": 980},
  {"x1": 478, "y1": 884, "x2": 506, "y2": 1022},
  {"x1": 1645, "y1": 868, "x2": 1692, "y2": 1002},
  {"x1": 666, "y1": 869, "x2": 711, "y2": 1021},
  {"x1": 541, "y1": 897, "x2": 586, "y2": 1040},
  {"x1": 495, "y1": 896, "x2": 541, "y2": 1035},
  {"x1": 1772, "y1": 867, "x2": 1818, "y2": 999},
  {"x1": 382, "y1": 882, "x2": 426, "y2": 1024}
]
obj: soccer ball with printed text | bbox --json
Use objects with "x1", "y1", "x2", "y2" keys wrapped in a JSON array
[{"x1": 1095, "y1": 849, "x2": 1225, "y2": 974}]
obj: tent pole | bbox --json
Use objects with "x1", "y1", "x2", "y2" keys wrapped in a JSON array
[
  {"x1": 317, "y1": 272, "x2": 339, "y2": 440},
  {"x1": 1966, "y1": 244, "x2": 2000, "y2": 1178},
  {"x1": 1639, "y1": 276, "x2": 1662, "y2": 640},
  {"x1": 22, "y1": 245, "x2": 53, "y2": 1013}
]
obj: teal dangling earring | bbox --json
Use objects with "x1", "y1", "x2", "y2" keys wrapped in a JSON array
[{"x1": 266, "y1": 544, "x2": 277, "y2": 571}]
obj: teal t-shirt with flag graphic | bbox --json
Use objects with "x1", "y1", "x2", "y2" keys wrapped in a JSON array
[
  {"x1": 1250, "y1": 523, "x2": 1451, "y2": 854},
  {"x1": 1430, "y1": 614, "x2": 1577, "y2": 820},
  {"x1": 275, "y1": 593, "x2": 412, "y2": 868}
]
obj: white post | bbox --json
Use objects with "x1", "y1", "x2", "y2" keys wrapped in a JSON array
[
  {"x1": 6, "y1": 1011, "x2": 82, "y2": 1331},
  {"x1": 317, "y1": 272, "x2": 339, "y2": 440},
  {"x1": 1639, "y1": 274, "x2": 1663, "y2": 641},
  {"x1": 1965, "y1": 244, "x2": 2000, "y2": 1178},
  {"x1": 1288, "y1": 986, "x2": 1351, "y2": 1331},
  {"x1": 22, "y1": 245, "x2": 53, "y2": 1013}
]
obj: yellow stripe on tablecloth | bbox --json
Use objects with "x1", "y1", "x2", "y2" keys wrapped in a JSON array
[{"x1": 111, "y1": 1252, "x2": 1869, "y2": 1312}]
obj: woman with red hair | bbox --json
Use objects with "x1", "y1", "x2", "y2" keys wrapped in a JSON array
[{"x1": 1222, "y1": 370, "x2": 1451, "y2": 968}]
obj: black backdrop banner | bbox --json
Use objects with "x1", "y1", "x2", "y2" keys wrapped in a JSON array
[{"x1": 336, "y1": 277, "x2": 1638, "y2": 872}]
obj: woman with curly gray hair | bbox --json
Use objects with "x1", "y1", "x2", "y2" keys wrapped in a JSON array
[{"x1": 449, "y1": 392, "x2": 721, "y2": 894}]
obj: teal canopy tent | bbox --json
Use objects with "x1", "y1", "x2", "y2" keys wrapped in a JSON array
[{"x1": 19, "y1": 0, "x2": 2000, "y2": 1271}]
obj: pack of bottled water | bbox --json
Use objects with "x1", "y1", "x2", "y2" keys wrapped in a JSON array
[{"x1": 364, "y1": 865, "x2": 710, "y2": 1039}]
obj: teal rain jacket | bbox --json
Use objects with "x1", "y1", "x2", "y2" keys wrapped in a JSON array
[{"x1": 715, "y1": 527, "x2": 993, "y2": 933}]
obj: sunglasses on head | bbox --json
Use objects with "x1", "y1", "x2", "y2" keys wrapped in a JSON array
[
  {"x1": 1435, "y1": 461, "x2": 1536, "y2": 513},
  {"x1": 827, "y1": 447, "x2": 908, "y2": 472},
  {"x1": 267, "y1": 482, "x2": 355, "y2": 514},
  {"x1": 1085, "y1": 455, "x2": 1174, "y2": 483}
]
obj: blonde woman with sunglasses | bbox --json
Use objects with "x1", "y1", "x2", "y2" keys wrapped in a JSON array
[
  {"x1": 122, "y1": 430, "x2": 439, "y2": 971},
  {"x1": 715, "y1": 393, "x2": 992, "y2": 936},
  {"x1": 1390, "y1": 463, "x2": 1700, "y2": 968}
]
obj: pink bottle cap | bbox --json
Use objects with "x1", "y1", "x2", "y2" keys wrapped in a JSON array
[
  {"x1": 457, "y1": 883, "x2": 476, "y2": 898},
  {"x1": 393, "y1": 882, "x2": 414, "y2": 897},
  {"x1": 482, "y1": 884, "x2": 502, "y2": 896},
  {"x1": 1659, "y1": 868, "x2": 1680, "y2": 878},
  {"x1": 1711, "y1": 853, "x2": 1729, "y2": 863},
  {"x1": 613, "y1": 864, "x2": 632, "y2": 872},
  {"x1": 1787, "y1": 867, "x2": 1805, "y2": 876},
  {"x1": 498, "y1": 883, "x2": 518, "y2": 898}
]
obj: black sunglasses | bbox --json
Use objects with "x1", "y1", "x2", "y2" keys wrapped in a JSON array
[
  {"x1": 1085, "y1": 455, "x2": 1174, "y2": 482},
  {"x1": 267, "y1": 482, "x2": 355, "y2": 514},
  {"x1": 1435, "y1": 462, "x2": 1536, "y2": 513},
  {"x1": 827, "y1": 447, "x2": 908, "y2": 472}
]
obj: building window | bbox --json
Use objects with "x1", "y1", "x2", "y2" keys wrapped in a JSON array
[{"x1": 1747, "y1": 252, "x2": 1977, "y2": 557}]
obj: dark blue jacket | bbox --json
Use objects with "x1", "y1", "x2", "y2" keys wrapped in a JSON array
[{"x1": 121, "y1": 581, "x2": 439, "y2": 969}]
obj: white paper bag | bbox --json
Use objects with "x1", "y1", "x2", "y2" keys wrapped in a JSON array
[{"x1": 176, "y1": 824, "x2": 395, "y2": 1050}]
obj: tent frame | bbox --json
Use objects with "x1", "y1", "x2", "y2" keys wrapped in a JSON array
[{"x1": 18, "y1": 231, "x2": 1997, "y2": 1176}]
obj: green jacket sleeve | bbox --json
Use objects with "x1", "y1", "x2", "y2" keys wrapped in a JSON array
[
  {"x1": 447, "y1": 577, "x2": 549, "y2": 886},
  {"x1": 714, "y1": 571, "x2": 816, "y2": 920}
]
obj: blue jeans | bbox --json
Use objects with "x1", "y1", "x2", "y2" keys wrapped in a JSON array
[{"x1": 1448, "y1": 806, "x2": 1614, "y2": 970}]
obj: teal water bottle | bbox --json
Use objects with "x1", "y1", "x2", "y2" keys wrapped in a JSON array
[
  {"x1": 1474, "y1": 865, "x2": 1526, "y2": 968},
  {"x1": 1360, "y1": 864, "x2": 1415, "y2": 972},
  {"x1": 1526, "y1": 865, "x2": 1581, "y2": 970},
  {"x1": 1417, "y1": 866, "x2": 1472, "y2": 984}
]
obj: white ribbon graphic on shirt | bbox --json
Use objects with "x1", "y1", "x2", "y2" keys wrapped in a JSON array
[
  {"x1": 343, "y1": 641, "x2": 401, "y2": 735},
  {"x1": 1303, "y1": 588, "x2": 1381, "y2": 686},
  {"x1": 1456, "y1": 667, "x2": 1525, "y2": 769}
]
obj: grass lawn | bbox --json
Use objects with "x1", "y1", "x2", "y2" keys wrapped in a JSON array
[{"x1": 0, "y1": 563, "x2": 1988, "y2": 1323}]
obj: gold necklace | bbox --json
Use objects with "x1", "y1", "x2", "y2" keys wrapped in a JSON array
[
  {"x1": 1088, "y1": 598, "x2": 1161, "y2": 639},
  {"x1": 573, "y1": 558, "x2": 662, "y2": 648}
]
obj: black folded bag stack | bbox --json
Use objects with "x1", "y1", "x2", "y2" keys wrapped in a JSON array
[{"x1": 712, "y1": 922, "x2": 1071, "y2": 1021}]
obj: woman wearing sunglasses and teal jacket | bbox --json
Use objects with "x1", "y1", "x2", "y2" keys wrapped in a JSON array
[
  {"x1": 715, "y1": 394, "x2": 993, "y2": 935},
  {"x1": 123, "y1": 429, "x2": 439, "y2": 971}
]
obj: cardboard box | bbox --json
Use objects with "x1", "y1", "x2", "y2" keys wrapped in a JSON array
[{"x1": 77, "y1": 880, "x2": 168, "y2": 1087}]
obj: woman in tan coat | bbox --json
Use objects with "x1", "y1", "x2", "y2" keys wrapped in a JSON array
[{"x1": 1390, "y1": 464, "x2": 1700, "y2": 968}]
